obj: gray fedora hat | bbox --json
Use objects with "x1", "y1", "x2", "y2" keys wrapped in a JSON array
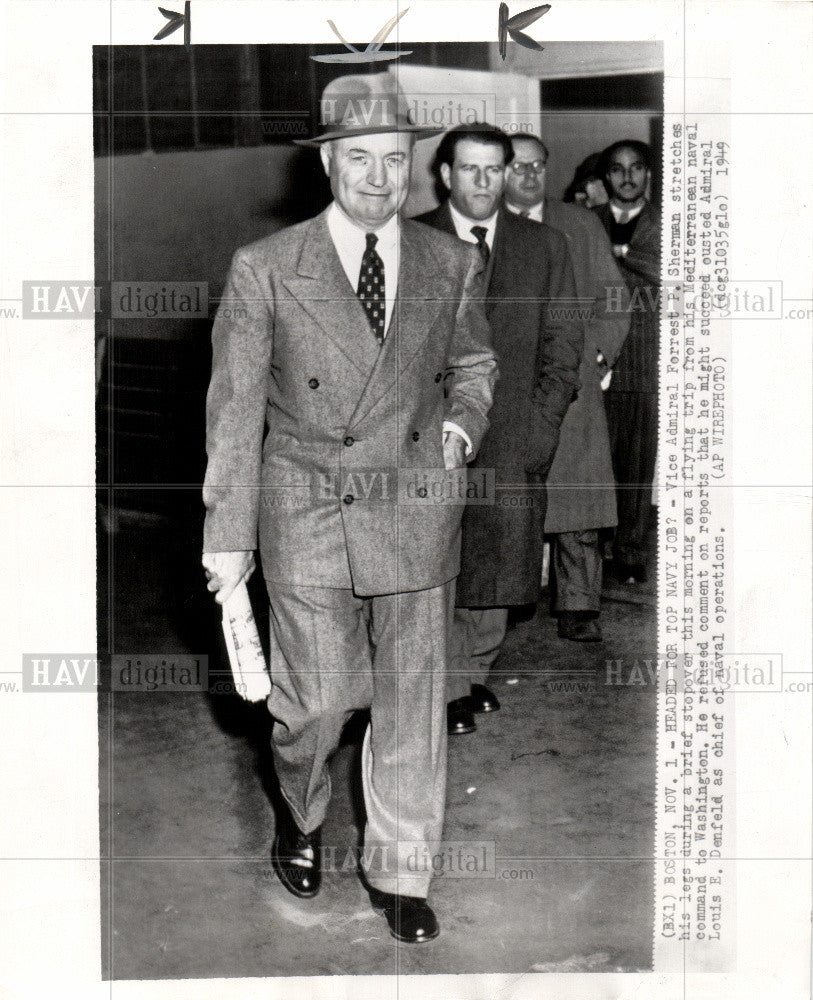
[{"x1": 294, "y1": 72, "x2": 441, "y2": 146}]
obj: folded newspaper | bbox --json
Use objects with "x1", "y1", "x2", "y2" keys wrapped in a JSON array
[{"x1": 221, "y1": 581, "x2": 272, "y2": 702}]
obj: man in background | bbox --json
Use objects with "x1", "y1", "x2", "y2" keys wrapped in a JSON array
[
  {"x1": 416, "y1": 124, "x2": 582, "y2": 732},
  {"x1": 504, "y1": 133, "x2": 629, "y2": 641},
  {"x1": 593, "y1": 139, "x2": 661, "y2": 584}
]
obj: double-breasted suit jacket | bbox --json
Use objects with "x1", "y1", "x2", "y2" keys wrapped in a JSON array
[
  {"x1": 415, "y1": 203, "x2": 583, "y2": 607},
  {"x1": 203, "y1": 207, "x2": 498, "y2": 597}
]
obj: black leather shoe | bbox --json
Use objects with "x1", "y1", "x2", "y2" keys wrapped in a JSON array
[
  {"x1": 271, "y1": 820, "x2": 322, "y2": 898},
  {"x1": 469, "y1": 683, "x2": 500, "y2": 713},
  {"x1": 557, "y1": 613, "x2": 602, "y2": 643},
  {"x1": 447, "y1": 697, "x2": 476, "y2": 735},
  {"x1": 370, "y1": 890, "x2": 439, "y2": 943},
  {"x1": 613, "y1": 561, "x2": 647, "y2": 584}
]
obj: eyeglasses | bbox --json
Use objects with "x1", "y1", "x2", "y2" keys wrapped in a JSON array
[{"x1": 509, "y1": 159, "x2": 547, "y2": 175}]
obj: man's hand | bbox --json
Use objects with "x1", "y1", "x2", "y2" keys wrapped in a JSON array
[
  {"x1": 442, "y1": 429, "x2": 467, "y2": 471},
  {"x1": 202, "y1": 550, "x2": 256, "y2": 605}
]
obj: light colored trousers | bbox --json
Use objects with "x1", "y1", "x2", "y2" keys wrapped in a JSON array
[{"x1": 265, "y1": 579, "x2": 453, "y2": 897}]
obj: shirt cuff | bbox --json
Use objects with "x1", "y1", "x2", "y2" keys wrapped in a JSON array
[{"x1": 443, "y1": 421, "x2": 473, "y2": 458}]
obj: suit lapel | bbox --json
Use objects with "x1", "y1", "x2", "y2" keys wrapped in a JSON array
[
  {"x1": 281, "y1": 210, "x2": 379, "y2": 376},
  {"x1": 348, "y1": 220, "x2": 445, "y2": 428}
]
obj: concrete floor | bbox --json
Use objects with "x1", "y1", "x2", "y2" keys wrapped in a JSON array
[{"x1": 98, "y1": 511, "x2": 656, "y2": 980}]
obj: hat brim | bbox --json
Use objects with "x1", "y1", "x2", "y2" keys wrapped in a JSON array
[{"x1": 293, "y1": 123, "x2": 443, "y2": 147}]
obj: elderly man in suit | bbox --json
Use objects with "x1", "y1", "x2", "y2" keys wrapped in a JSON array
[
  {"x1": 593, "y1": 140, "x2": 661, "y2": 584},
  {"x1": 416, "y1": 124, "x2": 582, "y2": 735},
  {"x1": 504, "y1": 133, "x2": 630, "y2": 642},
  {"x1": 201, "y1": 75, "x2": 497, "y2": 943}
]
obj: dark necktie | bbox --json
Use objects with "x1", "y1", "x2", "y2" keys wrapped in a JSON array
[
  {"x1": 470, "y1": 225, "x2": 490, "y2": 265},
  {"x1": 357, "y1": 232, "x2": 386, "y2": 344}
]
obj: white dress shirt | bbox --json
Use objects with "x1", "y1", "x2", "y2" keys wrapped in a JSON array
[
  {"x1": 448, "y1": 202, "x2": 499, "y2": 251},
  {"x1": 609, "y1": 201, "x2": 645, "y2": 224},
  {"x1": 506, "y1": 200, "x2": 544, "y2": 223},
  {"x1": 326, "y1": 201, "x2": 472, "y2": 456},
  {"x1": 327, "y1": 201, "x2": 400, "y2": 336}
]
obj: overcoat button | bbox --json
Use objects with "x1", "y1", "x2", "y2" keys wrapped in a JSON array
[
  {"x1": 344, "y1": 436, "x2": 354, "y2": 447},
  {"x1": 308, "y1": 378, "x2": 319, "y2": 389},
  {"x1": 417, "y1": 487, "x2": 427, "y2": 499},
  {"x1": 343, "y1": 494, "x2": 354, "y2": 505},
  {"x1": 434, "y1": 372, "x2": 442, "y2": 383},
  {"x1": 412, "y1": 431, "x2": 420, "y2": 442}
]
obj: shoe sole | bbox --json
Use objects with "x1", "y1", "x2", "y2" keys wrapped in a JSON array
[{"x1": 388, "y1": 926, "x2": 440, "y2": 943}]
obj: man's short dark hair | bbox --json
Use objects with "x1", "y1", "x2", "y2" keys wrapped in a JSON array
[
  {"x1": 600, "y1": 139, "x2": 652, "y2": 175},
  {"x1": 510, "y1": 133, "x2": 549, "y2": 163},
  {"x1": 433, "y1": 124, "x2": 515, "y2": 173}
]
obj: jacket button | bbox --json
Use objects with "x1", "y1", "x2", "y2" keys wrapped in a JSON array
[
  {"x1": 412, "y1": 431, "x2": 420, "y2": 442},
  {"x1": 416, "y1": 487, "x2": 427, "y2": 499},
  {"x1": 344, "y1": 436, "x2": 354, "y2": 447},
  {"x1": 308, "y1": 378, "x2": 319, "y2": 389},
  {"x1": 343, "y1": 494, "x2": 354, "y2": 505},
  {"x1": 434, "y1": 372, "x2": 442, "y2": 383}
]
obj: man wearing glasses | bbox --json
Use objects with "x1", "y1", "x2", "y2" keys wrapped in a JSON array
[
  {"x1": 416, "y1": 124, "x2": 583, "y2": 736},
  {"x1": 504, "y1": 134, "x2": 630, "y2": 641}
]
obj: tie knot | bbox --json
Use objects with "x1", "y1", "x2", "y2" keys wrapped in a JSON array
[
  {"x1": 365, "y1": 232, "x2": 378, "y2": 250},
  {"x1": 470, "y1": 226, "x2": 488, "y2": 245}
]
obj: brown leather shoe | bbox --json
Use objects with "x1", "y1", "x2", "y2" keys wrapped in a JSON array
[
  {"x1": 370, "y1": 890, "x2": 440, "y2": 943},
  {"x1": 271, "y1": 819, "x2": 322, "y2": 898},
  {"x1": 447, "y1": 697, "x2": 476, "y2": 735}
]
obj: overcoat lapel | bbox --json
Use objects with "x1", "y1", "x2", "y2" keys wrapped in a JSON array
[
  {"x1": 631, "y1": 201, "x2": 655, "y2": 243},
  {"x1": 486, "y1": 210, "x2": 532, "y2": 320}
]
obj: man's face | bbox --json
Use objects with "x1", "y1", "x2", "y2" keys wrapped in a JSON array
[
  {"x1": 440, "y1": 138, "x2": 507, "y2": 221},
  {"x1": 605, "y1": 146, "x2": 649, "y2": 205},
  {"x1": 504, "y1": 137, "x2": 547, "y2": 209},
  {"x1": 321, "y1": 132, "x2": 413, "y2": 230}
]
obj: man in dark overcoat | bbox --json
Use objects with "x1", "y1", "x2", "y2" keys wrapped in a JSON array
[
  {"x1": 202, "y1": 75, "x2": 497, "y2": 942},
  {"x1": 416, "y1": 124, "x2": 582, "y2": 734},
  {"x1": 504, "y1": 134, "x2": 630, "y2": 641},
  {"x1": 593, "y1": 140, "x2": 662, "y2": 583}
]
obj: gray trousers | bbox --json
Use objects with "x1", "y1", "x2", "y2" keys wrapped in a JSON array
[
  {"x1": 265, "y1": 580, "x2": 452, "y2": 897},
  {"x1": 447, "y1": 606, "x2": 509, "y2": 702},
  {"x1": 552, "y1": 529, "x2": 602, "y2": 614}
]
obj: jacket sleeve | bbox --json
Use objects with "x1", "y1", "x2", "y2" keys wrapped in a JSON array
[
  {"x1": 525, "y1": 236, "x2": 583, "y2": 478},
  {"x1": 443, "y1": 247, "x2": 499, "y2": 459},
  {"x1": 584, "y1": 212, "x2": 631, "y2": 369},
  {"x1": 202, "y1": 250, "x2": 274, "y2": 553}
]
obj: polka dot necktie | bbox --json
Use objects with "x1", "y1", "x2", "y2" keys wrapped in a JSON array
[
  {"x1": 470, "y1": 225, "x2": 490, "y2": 265},
  {"x1": 357, "y1": 232, "x2": 386, "y2": 344}
]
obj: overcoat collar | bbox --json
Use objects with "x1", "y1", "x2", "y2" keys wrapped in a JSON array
[{"x1": 425, "y1": 200, "x2": 499, "y2": 293}]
